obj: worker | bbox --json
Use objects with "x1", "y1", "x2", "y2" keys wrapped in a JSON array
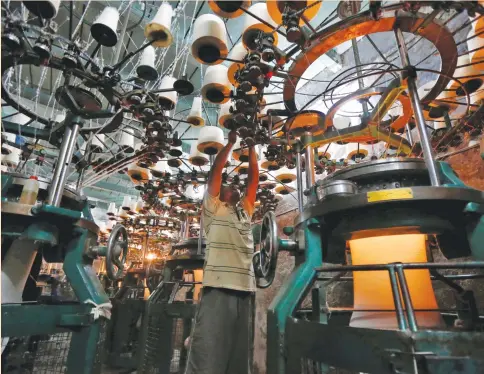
[{"x1": 185, "y1": 130, "x2": 259, "y2": 374}]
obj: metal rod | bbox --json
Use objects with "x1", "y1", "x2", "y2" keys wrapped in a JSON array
[
  {"x1": 394, "y1": 28, "x2": 440, "y2": 186},
  {"x1": 197, "y1": 213, "x2": 204, "y2": 255},
  {"x1": 199, "y1": 155, "x2": 213, "y2": 255},
  {"x1": 388, "y1": 267, "x2": 407, "y2": 330},
  {"x1": 112, "y1": 40, "x2": 155, "y2": 71},
  {"x1": 405, "y1": 123, "x2": 414, "y2": 146},
  {"x1": 69, "y1": 2, "x2": 73, "y2": 40},
  {"x1": 351, "y1": 38, "x2": 369, "y2": 117},
  {"x1": 395, "y1": 265, "x2": 418, "y2": 332},
  {"x1": 84, "y1": 43, "x2": 100, "y2": 69},
  {"x1": 304, "y1": 139, "x2": 315, "y2": 189},
  {"x1": 295, "y1": 148, "x2": 304, "y2": 213},
  {"x1": 315, "y1": 261, "x2": 484, "y2": 272},
  {"x1": 112, "y1": 2, "x2": 132, "y2": 65},
  {"x1": 46, "y1": 119, "x2": 81, "y2": 206},
  {"x1": 316, "y1": 273, "x2": 484, "y2": 281}
]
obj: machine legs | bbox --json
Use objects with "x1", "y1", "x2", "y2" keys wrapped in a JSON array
[{"x1": 266, "y1": 220, "x2": 322, "y2": 374}]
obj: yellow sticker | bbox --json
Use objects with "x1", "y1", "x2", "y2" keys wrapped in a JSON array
[{"x1": 367, "y1": 188, "x2": 413, "y2": 202}]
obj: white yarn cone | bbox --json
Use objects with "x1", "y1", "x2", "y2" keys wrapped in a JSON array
[
  {"x1": 91, "y1": 7, "x2": 120, "y2": 47},
  {"x1": 208, "y1": 0, "x2": 251, "y2": 19},
  {"x1": 158, "y1": 76, "x2": 178, "y2": 110},
  {"x1": 201, "y1": 65, "x2": 231, "y2": 104},
  {"x1": 22, "y1": 0, "x2": 60, "y2": 19},
  {"x1": 144, "y1": 2, "x2": 174, "y2": 47},
  {"x1": 189, "y1": 142, "x2": 209, "y2": 166},
  {"x1": 107, "y1": 202, "x2": 117, "y2": 216},
  {"x1": 218, "y1": 101, "x2": 234, "y2": 129},
  {"x1": 122, "y1": 196, "x2": 132, "y2": 211},
  {"x1": 119, "y1": 129, "x2": 135, "y2": 153},
  {"x1": 187, "y1": 97, "x2": 205, "y2": 127},
  {"x1": 137, "y1": 45, "x2": 158, "y2": 81},
  {"x1": 242, "y1": 3, "x2": 278, "y2": 50},
  {"x1": 191, "y1": 14, "x2": 228, "y2": 65},
  {"x1": 197, "y1": 126, "x2": 225, "y2": 155}
]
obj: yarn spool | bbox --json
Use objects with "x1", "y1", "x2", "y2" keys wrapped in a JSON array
[
  {"x1": 158, "y1": 76, "x2": 178, "y2": 110},
  {"x1": 144, "y1": 2, "x2": 174, "y2": 47},
  {"x1": 191, "y1": 14, "x2": 228, "y2": 65},
  {"x1": 189, "y1": 142, "x2": 209, "y2": 166},
  {"x1": 242, "y1": 3, "x2": 278, "y2": 50},
  {"x1": 197, "y1": 126, "x2": 225, "y2": 155},
  {"x1": 187, "y1": 97, "x2": 205, "y2": 127},
  {"x1": 208, "y1": 0, "x2": 251, "y2": 18},
  {"x1": 201, "y1": 65, "x2": 232, "y2": 104},
  {"x1": 91, "y1": 7, "x2": 120, "y2": 47},
  {"x1": 22, "y1": 0, "x2": 61, "y2": 19}
]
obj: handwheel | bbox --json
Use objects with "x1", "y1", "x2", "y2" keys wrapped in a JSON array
[
  {"x1": 106, "y1": 224, "x2": 128, "y2": 281},
  {"x1": 253, "y1": 211, "x2": 279, "y2": 288}
]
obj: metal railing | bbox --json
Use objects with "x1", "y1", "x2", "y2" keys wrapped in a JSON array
[{"x1": 314, "y1": 261, "x2": 484, "y2": 332}]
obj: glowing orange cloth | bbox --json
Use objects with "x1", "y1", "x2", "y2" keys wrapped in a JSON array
[{"x1": 349, "y1": 234, "x2": 444, "y2": 329}]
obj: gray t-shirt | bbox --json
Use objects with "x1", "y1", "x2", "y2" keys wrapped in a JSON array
[{"x1": 202, "y1": 193, "x2": 256, "y2": 292}]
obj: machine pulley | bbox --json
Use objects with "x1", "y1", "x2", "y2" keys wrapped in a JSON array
[
  {"x1": 106, "y1": 224, "x2": 129, "y2": 280},
  {"x1": 253, "y1": 211, "x2": 279, "y2": 288}
]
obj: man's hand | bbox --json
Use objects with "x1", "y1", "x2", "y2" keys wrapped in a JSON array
[
  {"x1": 244, "y1": 137, "x2": 255, "y2": 147},
  {"x1": 228, "y1": 130, "x2": 237, "y2": 145}
]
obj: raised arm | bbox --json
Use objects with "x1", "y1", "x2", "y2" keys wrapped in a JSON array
[
  {"x1": 207, "y1": 130, "x2": 237, "y2": 197},
  {"x1": 244, "y1": 145, "x2": 259, "y2": 210}
]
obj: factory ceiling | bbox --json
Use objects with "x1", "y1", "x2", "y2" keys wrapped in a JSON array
[{"x1": 1, "y1": 1, "x2": 478, "y2": 219}]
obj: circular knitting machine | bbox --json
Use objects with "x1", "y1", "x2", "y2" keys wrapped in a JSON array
[{"x1": 1, "y1": 1, "x2": 484, "y2": 374}]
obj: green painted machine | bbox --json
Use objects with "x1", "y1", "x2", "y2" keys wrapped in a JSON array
[
  {"x1": 258, "y1": 157, "x2": 484, "y2": 374},
  {"x1": 1, "y1": 116, "x2": 128, "y2": 373}
]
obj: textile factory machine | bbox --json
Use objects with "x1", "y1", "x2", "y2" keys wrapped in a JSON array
[{"x1": 2, "y1": 0, "x2": 484, "y2": 373}]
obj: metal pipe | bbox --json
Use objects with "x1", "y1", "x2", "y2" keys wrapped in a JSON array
[
  {"x1": 395, "y1": 265, "x2": 418, "y2": 332},
  {"x1": 46, "y1": 121, "x2": 80, "y2": 206},
  {"x1": 394, "y1": 28, "x2": 440, "y2": 186},
  {"x1": 351, "y1": 38, "x2": 369, "y2": 117},
  {"x1": 388, "y1": 267, "x2": 407, "y2": 330},
  {"x1": 197, "y1": 214, "x2": 204, "y2": 255},
  {"x1": 295, "y1": 149, "x2": 304, "y2": 213},
  {"x1": 317, "y1": 273, "x2": 484, "y2": 281},
  {"x1": 405, "y1": 123, "x2": 414, "y2": 146},
  {"x1": 316, "y1": 261, "x2": 484, "y2": 272},
  {"x1": 304, "y1": 141, "x2": 315, "y2": 189},
  {"x1": 199, "y1": 155, "x2": 214, "y2": 255}
]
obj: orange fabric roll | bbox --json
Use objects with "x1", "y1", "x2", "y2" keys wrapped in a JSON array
[{"x1": 349, "y1": 234, "x2": 444, "y2": 330}]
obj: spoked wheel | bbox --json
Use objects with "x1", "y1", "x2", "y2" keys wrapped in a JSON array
[
  {"x1": 253, "y1": 211, "x2": 279, "y2": 288},
  {"x1": 106, "y1": 224, "x2": 129, "y2": 281}
]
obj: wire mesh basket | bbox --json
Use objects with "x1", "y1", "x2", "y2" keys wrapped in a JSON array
[
  {"x1": 2, "y1": 318, "x2": 107, "y2": 374},
  {"x1": 2, "y1": 333, "x2": 72, "y2": 374}
]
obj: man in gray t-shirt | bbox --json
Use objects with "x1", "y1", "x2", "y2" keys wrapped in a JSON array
[{"x1": 185, "y1": 130, "x2": 258, "y2": 374}]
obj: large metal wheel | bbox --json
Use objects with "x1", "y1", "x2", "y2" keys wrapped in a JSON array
[
  {"x1": 106, "y1": 224, "x2": 129, "y2": 281},
  {"x1": 253, "y1": 211, "x2": 279, "y2": 288}
]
